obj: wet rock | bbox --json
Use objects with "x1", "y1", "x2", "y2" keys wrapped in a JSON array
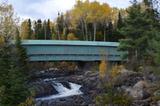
[
  {"x1": 37, "y1": 95, "x2": 86, "y2": 106},
  {"x1": 60, "y1": 81, "x2": 71, "y2": 89},
  {"x1": 33, "y1": 82, "x2": 59, "y2": 98}
]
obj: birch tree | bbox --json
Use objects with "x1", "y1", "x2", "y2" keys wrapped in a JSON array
[{"x1": 0, "y1": 2, "x2": 18, "y2": 43}]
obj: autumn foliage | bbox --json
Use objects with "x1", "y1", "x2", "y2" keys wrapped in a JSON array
[
  {"x1": 99, "y1": 60, "x2": 107, "y2": 78},
  {"x1": 67, "y1": 33, "x2": 78, "y2": 40}
]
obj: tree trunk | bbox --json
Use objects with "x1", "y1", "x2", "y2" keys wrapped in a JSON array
[
  {"x1": 57, "y1": 28, "x2": 60, "y2": 40},
  {"x1": 45, "y1": 26, "x2": 47, "y2": 40},
  {"x1": 84, "y1": 19, "x2": 88, "y2": 41},
  {"x1": 80, "y1": 19, "x2": 85, "y2": 40},
  {"x1": 103, "y1": 30, "x2": 106, "y2": 41},
  {"x1": 93, "y1": 23, "x2": 97, "y2": 41}
]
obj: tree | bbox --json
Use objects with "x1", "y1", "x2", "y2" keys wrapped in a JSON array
[
  {"x1": 28, "y1": 19, "x2": 32, "y2": 39},
  {"x1": 70, "y1": 0, "x2": 112, "y2": 41},
  {"x1": 20, "y1": 19, "x2": 32, "y2": 39},
  {"x1": 0, "y1": 2, "x2": 17, "y2": 43},
  {"x1": 71, "y1": 0, "x2": 90, "y2": 40},
  {"x1": 117, "y1": 12, "x2": 123, "y2": 29},
  {"x1": 42, "y1": 20, "x2": 47, "y2": 39},
  {"x1": 56, "y1": 13, "x2": 65, "y2": 40},
  {"x1": 119, "y1": 0, "x2": 160, "y2": 69},
  {"x1": 67, "y1": 33, "x2": 78, "y2": 40},
  {"x1": 35, "y1": 19, "x2": 43, "y2": 39},
  {"x1": 46, "y1": 19, "x2": 51, "y2": 39},
  {"x1": 0, "y1": 3, "x2": 30, "y2": 105}
]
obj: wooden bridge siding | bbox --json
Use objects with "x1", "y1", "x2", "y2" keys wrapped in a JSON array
[{"x1": 23, "y1": 44, "x2": 123, "y2": 61}]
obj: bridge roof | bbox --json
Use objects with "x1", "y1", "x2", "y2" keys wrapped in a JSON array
[{"x1": 22, "y1": 40, "x2": 119, "y2": 47}]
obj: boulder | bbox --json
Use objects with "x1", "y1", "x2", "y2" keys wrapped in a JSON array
[
  {"x1": 125, "y1": 80, "x2": 150, "y2": 100},
  {"x1": 157, "y1": 101, "x2": 160, "y2": 106},
  {"x1": 60, "y1": 81, "x2": 71, "y2": 89},
  {"x1": 34, "y1": 82, "x2": 59, "y2": 98},
  {"x1": 114, "y1": 69, "x2": 144, "y2": 87}
]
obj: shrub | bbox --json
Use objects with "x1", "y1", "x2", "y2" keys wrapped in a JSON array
[
  {"x1": 97, "y1": 64, "x2": 132, "y2": 106},
  {"x1": 96, "y1": 91, "x2": 132, "y2": 106},
  {"x1": 111, "y1": 65, "x2": 124, "y2": 78},
  {"x1": 18, "y1": 96, "x2": 35, "y2": 106},
  {"x1": 99, "y1": 60, "x2": 107, "y2": 78}
]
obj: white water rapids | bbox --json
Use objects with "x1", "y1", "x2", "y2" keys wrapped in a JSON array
[{"x1": 36, "y1": 81, "x2": 83, "y2": 101}]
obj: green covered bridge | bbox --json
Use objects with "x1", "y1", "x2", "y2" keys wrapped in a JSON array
[{"x1": 21, "y1": 40, "x2": 125, "y2": 62}]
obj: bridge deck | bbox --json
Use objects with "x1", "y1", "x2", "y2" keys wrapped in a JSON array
[{"x1": 22, "y1": 40, "x2": 124, "y2": 62}]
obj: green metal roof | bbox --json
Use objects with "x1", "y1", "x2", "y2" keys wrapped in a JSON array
[{"x1": 22, "y1": 40, "x2": 119, "y2": 47}]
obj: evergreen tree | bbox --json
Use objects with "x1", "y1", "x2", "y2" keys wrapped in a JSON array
[
  {"x1": 119, "y1": 0, "x2": 160, "y2": 69},
  {"x1": 36, "y1": 19, "x2": 43, "y2": 39},
  {"x1": 107, "y1": 21, "x2": 113, "y2": 41},
  {"x1": 42, "y1": 20, "x2": 47, "y2": 39},
  {"x1": 46, "y1": 19, "x2": 51, "y2": 39},
  {"x1": 0, "y1": 30, "x2": 30, "y2": 106},
  {"x1": 28, "y1": 19, "x2": 32, "y2": 39},
  {"x1": 117, "y1": 12, "x2": 123, "y2": 29},
  {"x1": 56, "y1": 13, "x2": 65, "y2": 40}
]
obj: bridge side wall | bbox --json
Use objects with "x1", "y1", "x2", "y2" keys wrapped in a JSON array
[{"x1": 23, "y1": 44, "x2": 124, "y2": 62}]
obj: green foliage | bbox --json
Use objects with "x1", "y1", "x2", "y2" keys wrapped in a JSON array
[
  {"x1": 18, "y1": 96, "x2": 35, "y2": 106},
  {"x1": 96, "y1": 91, "x2": 132, "y2": 106},
  {"x1": 67, "y1": 33, "x2": 78, "y2": 40},
  {"x1": 0, "y1": 33, "x2": 30, "y2": 105},
  {"x1": 34, "y1": 19, "x2": 43, "y2": 39},
  {"x1": 97, "y1": 63, "x2": 132, "y2": 106},
  {"x1": 20, "y1": 19, "x2": 33, "y2": 39},
  {"x1": 119, "y1": 0, "x2": 160, "y2": 68},
  {"x1": 96, "y1": 77, "x2": 132, "y2": 106}
]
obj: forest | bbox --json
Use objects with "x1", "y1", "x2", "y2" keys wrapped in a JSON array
[
  {"x1": 0, "y1": 0, "x2": 160, "y2": 106},
  {"x1": 20, "y1": 0, "x2": 126, "y2": 41}
]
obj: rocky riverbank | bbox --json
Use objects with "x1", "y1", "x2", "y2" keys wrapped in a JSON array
[{"x1": 30, "y1": 67, "x2": 160, "y2": 106}]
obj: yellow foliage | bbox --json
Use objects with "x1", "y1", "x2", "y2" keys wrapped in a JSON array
[
  {"x1": 99, "y1": 60, "x2": 107, "y2": 78},
  {"x1": 57, "y1": 62, "x2": 78, "y2": 71},
  {"x1": 0, "y1": 36, "x2": 4, "y2": 44},
  {"x1": 18, "y1": 96, "x2": 35, "y2": 106},
  {"x1": 67, "y1": 33, "x2": 78, "y2": 40},
  {"x1": 111, "y1": 65, "x2": 124, "y2": 78},
  {"x1": 20, "y1": 20, "x2": 31, "y2": 39}
]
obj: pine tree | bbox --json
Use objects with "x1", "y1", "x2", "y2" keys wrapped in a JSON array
[
  {"x1": 0, "y1": 4, "x2": 30, "y2": 103},
  {"x1": 119, "y1": 0, "x2": 160, "y2": 69},
  {"x1": 46, "y1": 19, "x2": 51, "y2": 39},
  {"x1": 42, "y1": 20, "x2": 47, "y2": 39},
  {"x1": 0, "y1": 29, "x2": 30, "y2": 105},
  {"x1": 107, "y1": 21, "x2": 113, "y2": 41},
  {"x1": 36, "y1": 19, "x2": 43, "y2": 39},
  {"x1": 117, "y1": 12, "x2": 123, "y2": 29},
  {"x1": 28, "y1": 19, "x2": 32, "y2": 39}
]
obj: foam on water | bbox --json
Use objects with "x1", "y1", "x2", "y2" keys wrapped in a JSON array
[{"x1": 36, "y1": 81, "x2": 82, "y2": 101}]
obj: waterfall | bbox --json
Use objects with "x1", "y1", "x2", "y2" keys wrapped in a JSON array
[{"x1": 36, "y1": 81, "x2": 82, "y2": 101}]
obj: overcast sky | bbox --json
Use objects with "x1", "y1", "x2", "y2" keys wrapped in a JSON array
[{"x1": 1, "y1": 0, "x2": 132, "y2": 20}]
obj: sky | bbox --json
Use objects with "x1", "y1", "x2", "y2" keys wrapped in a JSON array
[{"x1": 1, "y1": 0, "x2": 132, "y2": 20}]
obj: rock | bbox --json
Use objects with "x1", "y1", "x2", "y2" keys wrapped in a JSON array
[
  {"x1": 115, "y1": 69, "x2": 144, "y2": 87},
  {"x1": 157, "y1": 101, "x2": 160, "y2": 106},
  {"x1": 33, "y1": 82, "x2": 59, "y2": 98},
  {"x1": 60, "y1": 81, "x2": 71, "y2": 89},
  {"x1": 125, "y1": 80, "x2": 150, "y2": 100},
  {"x1": 36, "y1": 100, "x2": 42, "y2": 106},
  {"x1": 132, "y1": 98, "x2": 151, "y2": 106},
  {"x1": 154, "y1": 90, "x2": 160, "y2": 96}
]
